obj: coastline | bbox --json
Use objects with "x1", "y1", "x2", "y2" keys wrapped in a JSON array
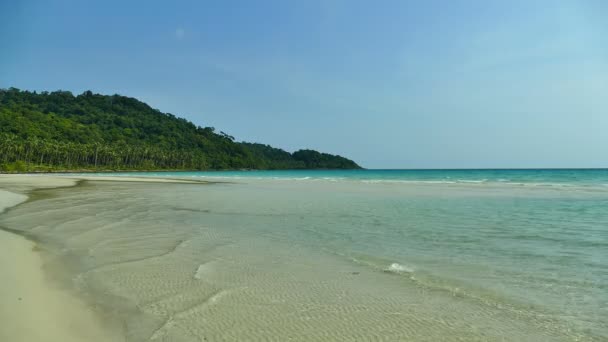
[
  {"x1": 0, "y1": 180, "x2": 121, "y2": 342},
  {"x1": 0, "y1": 176, "x2": 125, "y2": 342},
  {"x1": 0, "y1": 229, "x2": 124, "y2": 342},
  {"x1": 0, "y1": 175, "x2": 210, "y2": 342}
]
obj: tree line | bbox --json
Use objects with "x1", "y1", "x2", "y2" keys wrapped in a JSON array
[{"x1": 0, "y1": 88, "x2": 361, "y2": 172}]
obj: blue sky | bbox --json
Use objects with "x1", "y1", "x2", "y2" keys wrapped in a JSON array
[{"x1": 1, "y1": 0, "x2": 607, "y2": 168}]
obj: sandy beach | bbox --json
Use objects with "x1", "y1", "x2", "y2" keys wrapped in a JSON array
[
  {"x1": 0, "y1": 176, "x2": 121, "y2": 342},
  {"x1": 0, "y1": 230, "x2": 124, "y2": 342},
  {"x1": 0, "y1": 174, "x2": 218, "y2": 342}
]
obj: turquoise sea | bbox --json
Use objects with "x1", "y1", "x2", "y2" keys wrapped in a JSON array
[
  {"x1": 2, "y1": 169, "x2": 607, "y2": 341},
  {"x1": 75, "y1": 168, "x2": 608, "y2": 185}
]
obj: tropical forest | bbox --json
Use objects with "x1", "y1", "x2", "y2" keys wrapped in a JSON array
[{"x1": 0, "y1": 88, "x2": 361, "y2": 172}]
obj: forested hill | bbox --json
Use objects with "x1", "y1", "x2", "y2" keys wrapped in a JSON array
[{"x1": 0, "y1": 88, "x2": 361, "y2": 172}]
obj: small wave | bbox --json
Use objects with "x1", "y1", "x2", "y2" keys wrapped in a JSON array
[
  {"x1": 361, "y1": 180, "x2": 457, "y2": 185},
  {"x1": 194, "y1": 264, "x2": 207, "y2": 279},
  {"x1": 320, "y1": 177, "x2": 345, "y2": 181},
  {"x1": 385, "y1": 263, "x2": 414, "y2": 273},
  {"x1": 193, "y1": 260, "x2": 218, "y2": 280}
]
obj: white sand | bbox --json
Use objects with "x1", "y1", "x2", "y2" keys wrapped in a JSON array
[
  {"x1": 0, "y1": 174, "x2": 210, "y2": 341},
  {"x1": 0, "y1": 175, "x2": 78, "y2": 193},
  {"x1": 0, "y1": 230, "x2": 124, "y2": 342},
  {"x1": 0, "y1": 174, "x2": 211, "y2": 190},
  {"x1": 77, "y1": 175, "x2": 211, "y2": 183},
  {"x1": 0, "y1": 190, "x2": 28, "y2": 213},
  {"x1": 0, "y1": 176, "x2": 124, "y2": 342}
]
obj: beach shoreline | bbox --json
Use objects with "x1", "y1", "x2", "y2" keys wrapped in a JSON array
[
  {"x1": 0, "y1": 175, "x2": 212, "y2": 342},
  {"x1": 0, "y1": 229, "x2": 125, "y2": 342},
  {"x1": 0, "y1": 176, "x2": 125, "y2": 342}
]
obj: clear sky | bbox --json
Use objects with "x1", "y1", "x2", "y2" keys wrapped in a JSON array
[{"x1": 1, "y1": 0, "x2": 607, "y2": 168}]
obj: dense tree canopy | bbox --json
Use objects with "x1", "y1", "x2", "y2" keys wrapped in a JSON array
[{"x1": 0, "y1": 88, "x2": 361, "y2": 172}]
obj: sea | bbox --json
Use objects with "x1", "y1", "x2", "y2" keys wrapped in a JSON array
[{"x1": 1, "y1": 169, "x2": 606, "y2": 341}]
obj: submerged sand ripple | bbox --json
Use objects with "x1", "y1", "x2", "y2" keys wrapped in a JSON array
[{"x1": 0, "y1": 177, "x2": 601, "y2": 341}]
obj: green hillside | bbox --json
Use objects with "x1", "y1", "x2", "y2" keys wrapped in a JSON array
[{"x1": 0, "y1": 88, "x2": 361, "y2": 172}]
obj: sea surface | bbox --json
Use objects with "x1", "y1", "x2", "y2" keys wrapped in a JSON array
[{"x1": 1, "y1": 169, "x2": 607, "y2": 341}]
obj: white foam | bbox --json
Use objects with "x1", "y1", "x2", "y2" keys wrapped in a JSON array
[
  {"x1": 386, "y1": 263, "x2": 414, "y2": 273},
  {"x1": 193, "y1": 260, "x2": 218, "y2": 280},
  {"x1": 361, "y1": 180, "x2": 457, "y2": 185},
  {"x1": 456, "y1": 179, "x2": 488, "y2": 183}
]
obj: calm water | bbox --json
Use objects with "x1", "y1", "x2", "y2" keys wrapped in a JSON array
[
  {"x1": 2, "y1": 169, "x2": 607, "y2": 341},
  {"x1": 73, "y1": 168, "x2": 608, "y2": 186}
]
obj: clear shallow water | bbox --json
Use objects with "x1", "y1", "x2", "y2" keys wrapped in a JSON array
[
  {"x1": 71, "y1": 168, "x2": 608, "y2": 186},
  {"x1": 2, "y1": 170, "x2": 608, "y2": 341}
]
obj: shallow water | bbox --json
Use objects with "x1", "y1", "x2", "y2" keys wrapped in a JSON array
[{"x1": 1, "y1": 170, "x2": 607, "y2": 341}]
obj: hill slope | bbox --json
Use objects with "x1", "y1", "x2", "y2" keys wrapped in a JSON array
[{"x1": 0, "y1": 88, "x2": 361, "y2": 171}]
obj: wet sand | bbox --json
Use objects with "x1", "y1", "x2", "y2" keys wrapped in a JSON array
[
  {"x1": 0, "y1": 229, "x2": 124, "y2": 342},
  {"x1": 0, "y1": 175, "x2": 207, "y2": 342}
]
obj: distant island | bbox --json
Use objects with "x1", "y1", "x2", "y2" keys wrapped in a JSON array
[{"x1": 0, "y1": 88, "x2": 361, "y2": 172}]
